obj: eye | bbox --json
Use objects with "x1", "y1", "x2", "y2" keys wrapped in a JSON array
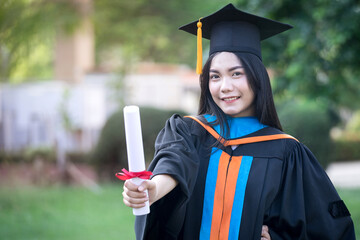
[
  {"x1": 232, "y1": 71, "x2": 244, "y2": 77},
  {"x1": 210, "y1": 74, "x2": 220, "y2": 80}
]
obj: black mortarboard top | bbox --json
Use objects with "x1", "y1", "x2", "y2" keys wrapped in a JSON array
[{"x1": 179, "y1": 3, "x2": 293, "y2": 74}]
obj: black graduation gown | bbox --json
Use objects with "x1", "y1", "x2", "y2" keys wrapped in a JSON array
[{"x1": 135, "y1": 114, "x2": 355, "y2": 240}]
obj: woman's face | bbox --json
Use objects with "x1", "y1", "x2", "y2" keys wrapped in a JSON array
[{"x1": 209, "y1": 52, "x2": 255, "y2": 118}]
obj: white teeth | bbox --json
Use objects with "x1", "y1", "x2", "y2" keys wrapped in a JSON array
[{"x1": 224, "y1": 97, "x2": 238, "y2": 101}]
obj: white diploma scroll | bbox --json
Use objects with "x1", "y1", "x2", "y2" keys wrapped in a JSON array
[{"x1": 123, "y1": 105, "x2": 150, "y2": 216}]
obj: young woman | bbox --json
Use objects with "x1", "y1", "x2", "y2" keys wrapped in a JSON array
[{"x1": 122, "y1": 4, "x2": 355, "y2": 240}]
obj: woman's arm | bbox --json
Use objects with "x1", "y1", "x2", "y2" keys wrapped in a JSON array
[{"x1": 123, "y1": 174, "x2": 178, "y2": 208}]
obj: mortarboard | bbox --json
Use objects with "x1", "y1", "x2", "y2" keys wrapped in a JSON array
[{"x1": 179, "y1": 3, "x2": 293, "y2": 74}]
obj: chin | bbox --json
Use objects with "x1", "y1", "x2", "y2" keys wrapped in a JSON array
[
  {"x1": 224, "y1": 111, "x2": 241, "y2": 117},
  {"x1": 224, "y1": 110, "x2": 254, "y2": 118}
]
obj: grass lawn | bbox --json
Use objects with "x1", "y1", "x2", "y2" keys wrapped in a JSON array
[
  {"x1": 0, "y1": 185, "x2": 359, "y2": 239},
  {"x1": 337, "y1": 188, "x2": 360, "y2": 238},
  {"x1": 0, "y1": 184, "x2": 135, "y2": 240}
]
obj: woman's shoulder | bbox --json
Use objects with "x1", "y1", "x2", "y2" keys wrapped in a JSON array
[
  {"x1": 252, "y1": 126, "x2": 298, "y2": 144},
  {"x1": 165, "y1": 113, "x2": 197, "y2": 128},
  {"x1": 182, "y1": 115, "x2": 210, "y2": 137},
  {"x1": 266, "y1": 127, "x2": 317, "y2": 163},
  {"x1": 252, "y1": 126, "x2": 308, "y2": 159},
  {"x1": 164, "y1": 114, "x2": 207, "y2": 136}
]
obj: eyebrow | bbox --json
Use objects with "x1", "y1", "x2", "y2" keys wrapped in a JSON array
[{"x1": 210, "y1": 66, "x2": 244, "y2": 73}]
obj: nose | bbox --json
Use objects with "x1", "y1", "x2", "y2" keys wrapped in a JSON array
[{"x1": 220, "y1": 77, "x2": 234, "y2": 93}]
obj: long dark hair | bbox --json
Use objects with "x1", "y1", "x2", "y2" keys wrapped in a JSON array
[{"x1": 198, "y1": 51, "x2": 282, "y2": 136}]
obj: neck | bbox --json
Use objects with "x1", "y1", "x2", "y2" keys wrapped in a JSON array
[{"x1": 204, "y1": 114, "x2": 267, "y2": 139}]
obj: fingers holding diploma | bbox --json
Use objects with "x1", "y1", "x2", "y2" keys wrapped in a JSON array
[
  {"x1": 123, "y1": 179, "x2": 156, "y2": 208},
  {"x1": 122, "y1": 174, "x2": 178, "y2": 208}
]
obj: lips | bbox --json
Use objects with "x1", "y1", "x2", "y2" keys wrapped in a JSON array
[{"x1": 222, "y1": 96, "x2": 240, "y2": 102}]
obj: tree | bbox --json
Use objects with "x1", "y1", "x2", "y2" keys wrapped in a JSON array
[
  {"x1": 234, "y1": 0, "x2": 360, "y2": 109},
  {"x1": 0, "y1": 0, "x2": 81, "y2": 82},
  {"x1": 0, "y1": 0, "x2": 223, "y2": 82},
  {"x1": 93, "y1": 0, "x2": 222, "y2": 68}
]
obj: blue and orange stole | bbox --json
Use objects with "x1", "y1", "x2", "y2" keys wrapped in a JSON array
[{"x1": 185, "y1": 116, "x2": 296, "y2": 240}]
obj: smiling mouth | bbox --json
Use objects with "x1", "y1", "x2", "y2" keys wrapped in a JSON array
[{"x1": 222, "y1": 96, "x2": 240, "y2": 102}]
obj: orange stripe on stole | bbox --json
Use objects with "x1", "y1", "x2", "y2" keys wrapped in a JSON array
[
  {"x1": 226, "y1": 134, "x2": 297, "y2": 146},
  {"x1": 210, "y1": 153, "x2": 242, "y2": 240},
  {"x1": 184, "y1": 116, "x2": 298, "y2": 146},
  {"x1": 219, "y1": 156, "x2": 242, "y2": 239}
]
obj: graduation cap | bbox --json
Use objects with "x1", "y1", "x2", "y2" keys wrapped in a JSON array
[{"x1": 179, "y1": 3, "x2": 293, "y2": 74}]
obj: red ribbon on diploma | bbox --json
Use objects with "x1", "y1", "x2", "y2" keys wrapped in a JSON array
[{"x1": 115, "y1": 168, "x2": 153, "y2": 181}]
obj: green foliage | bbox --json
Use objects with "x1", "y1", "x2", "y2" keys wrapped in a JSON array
[
  {"x1": 333, "y1": 139, "x2": 360, "y2": 162},
  {"x1": 346, "y1": 110, "x2": 360, "y2": 135},
  {"x1": 0, "y1": 151, "x2": 24, "y2": 163},
  {"x1": 66, "y1": 151, "x2": 90, "y2": 163},
  {"x1": 277, "y1": 98, "x2": 338, "y2": 168},
  {"x1": 23, "y1": 147, "x2": 56, "y2": 163},
  {"x1": 0, "y1": 147, "x2": 55, "y2": 163},
  {"x1": 0, "y1": 147, "x2": 88, "y2": 164},
  {"x1": 90, "y1": 109, "x2": 126, "y2": 180},
  {"x1": 332, "y1": 110, "x2": 360, "y2": 161},
  {"x1": 0, "y1": 0, "x2": 222, "y2": 82},
  {"x1": 9, "y1": 41, "x2": 53, "y2": 82},
  {"x1": 93, "y1": 0, "x2": 223, "y2": 66},
  {"x1": 233, "y1": 0, "x2": 360, "y2": 109},
  {"x1": 90, "y1": 107, "x2": 187, "y2": 180},
  {"x1": 0, "y1": 0, "x2": 81, "y2": 82}
]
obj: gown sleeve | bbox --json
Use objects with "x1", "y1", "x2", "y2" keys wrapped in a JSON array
[
  {"x1": 135, "y1": 114, "x2": 201, "y2": 240},
  {"x1": 264, "y1": 140, "x2": 355, "y2": 239}
]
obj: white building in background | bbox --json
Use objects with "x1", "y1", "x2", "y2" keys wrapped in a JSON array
[
  {"x1": 125, "y1": 62, "x2": 199, "y2": 114},
  {"x1": 0, "y1": 79, "x2": 107, "y2": 152},
  {"x1": 0, "y1": 63, "x2": 200, "y2": 153}
]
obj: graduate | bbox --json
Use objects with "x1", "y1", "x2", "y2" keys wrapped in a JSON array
[{"x1": 122, "y1": 4, "x2": 356, "y2": 240}]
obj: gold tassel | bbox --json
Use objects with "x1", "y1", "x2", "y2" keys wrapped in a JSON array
[{"x1": 196, "y1": 19, "x2": 203, "y2": 75}]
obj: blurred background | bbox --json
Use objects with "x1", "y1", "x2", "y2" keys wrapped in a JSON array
[{"x1": 0, "y1": 0, "x2": 359, "y2": 239}]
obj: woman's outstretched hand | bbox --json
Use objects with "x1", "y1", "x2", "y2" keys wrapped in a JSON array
[
  {"x1": 122, "y1": 174, "x2": 178, "y2": 209},
  {"x1": 261, "y1": 225, "x2": 271, "y2": 240},
  {"x1": 123, "y1": 179, "x2": 157, "y2": 208}
]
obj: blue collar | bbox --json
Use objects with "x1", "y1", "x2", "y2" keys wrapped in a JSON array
[{"x1": 204, "y1": 114, "x2": 267, "y2": 139}]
